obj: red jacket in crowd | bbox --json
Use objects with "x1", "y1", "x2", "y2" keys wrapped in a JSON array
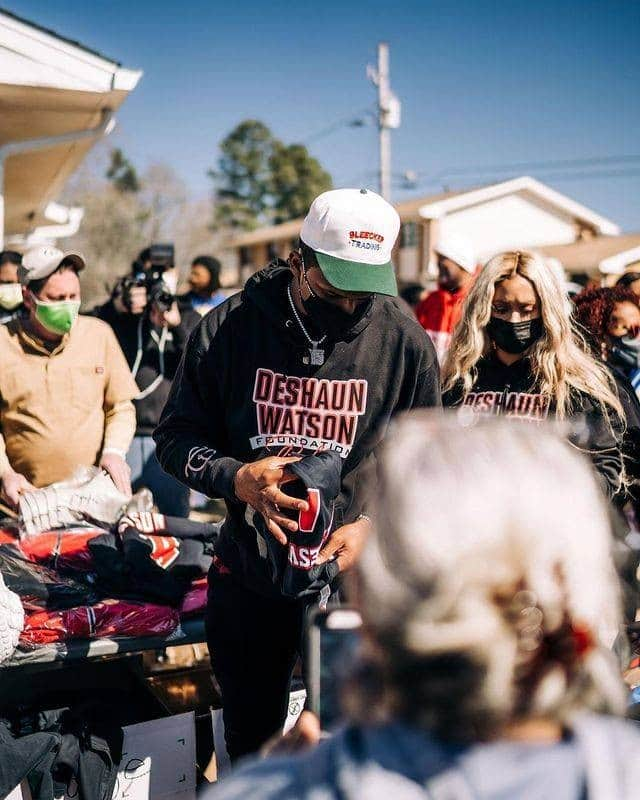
[{"x1": 416, "y1": 284, "x2": 470, "y2": 364}]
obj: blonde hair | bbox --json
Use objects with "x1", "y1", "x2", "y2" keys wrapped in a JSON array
[
  {"x1": 351, "y1": 414, "x2": 626, "y2": 740},
  {"x1": 442, "y1": 251, "x2": 623, "y2": 420}
]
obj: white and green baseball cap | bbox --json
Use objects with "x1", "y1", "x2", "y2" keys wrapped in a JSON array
[{"x1": 300, "y1": 188, "x2": 400, "y2": 296}]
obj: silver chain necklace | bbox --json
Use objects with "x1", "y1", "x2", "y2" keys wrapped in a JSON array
[{"x1": 287, "y1": 282, "x2": 327, "y2": 366}]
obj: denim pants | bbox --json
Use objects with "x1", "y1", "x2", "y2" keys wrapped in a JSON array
[{"x1": 127, "y1": 435, "x2": 190, "y2": 517}]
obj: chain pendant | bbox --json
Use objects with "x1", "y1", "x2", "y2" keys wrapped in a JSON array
[{"x1": 310, "y1": 345, "x2": 325, "y2": 366}]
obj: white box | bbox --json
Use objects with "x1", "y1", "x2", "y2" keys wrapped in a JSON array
[{"x1": 112, "y1": 712, "x2": 196, "y2": 800}]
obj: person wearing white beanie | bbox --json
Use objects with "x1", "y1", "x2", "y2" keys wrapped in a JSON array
[{"x1": 416, "y1": 233, "x2": 477, "y2": 363}]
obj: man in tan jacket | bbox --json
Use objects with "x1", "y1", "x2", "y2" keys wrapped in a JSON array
[{"x1": 0, "y1": 246, "x2": 138, "y2": 508}]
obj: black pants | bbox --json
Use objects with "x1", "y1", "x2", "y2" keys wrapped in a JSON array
[{"x1": 206, "y1": 571, "x2": 305, "y2": 762}]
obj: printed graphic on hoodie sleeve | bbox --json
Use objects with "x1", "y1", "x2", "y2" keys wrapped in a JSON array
[{"x1": 250, "y1": 368, "x2": 368, "y2": 458}]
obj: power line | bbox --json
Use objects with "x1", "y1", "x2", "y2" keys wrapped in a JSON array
[
  {"x1": 303, "y1": 106, "x2": 376, "y2": 145},
  {"x1": 426, "y1": 153, "x2": 640, "y2": 182},
  {"x1": 391, "y1": 158, "x2": 640, "y2": 193}
]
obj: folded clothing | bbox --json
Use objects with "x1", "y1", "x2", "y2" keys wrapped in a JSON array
[
  {"x1": 21, "y1": 598, "x2": 180, "y2": 646},
  {"x1": 117, "y1": 510, "x2": 219, "y2": 540},
  {"x1": 20, "y1": 527, "x2": 104, "y2": 572},
  {"x1": 89, "y1": 514, "x2": 219, "y2": 606},
  {"x1": 19, "y1": 468, "x2": 130, "y2": 539},
  {"x1": 179, "y1": 578, "x2": 208, "y2": 616},
  {"x1": 0, "y1": 544, "x2": 98, "y2": 611}
]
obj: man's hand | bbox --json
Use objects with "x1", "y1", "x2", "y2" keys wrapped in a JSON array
[
  {"x1": 234, "y1": 456, "x2": 309, "y2": 545},
  {"x1": 99, "y1": 452, "x2": 132, "y2": 496},
  {"x1": 150, "y1": 301, "x2": 181, "y2": 329},
  {"x1": 0, "y1": 468, "x2": 35, "y2": 510},
  {"x1": 317, "y1": 516, "x2": 371, "y2": 573}
]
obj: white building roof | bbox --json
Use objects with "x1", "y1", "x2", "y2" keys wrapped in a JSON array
[{"x1": 0, "y1": 8, "x2": 142, "y2": 238}]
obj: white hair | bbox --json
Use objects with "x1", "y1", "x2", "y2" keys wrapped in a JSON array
[{"x1": 351, "y1": 412, "x2": 626, "y2": 740}]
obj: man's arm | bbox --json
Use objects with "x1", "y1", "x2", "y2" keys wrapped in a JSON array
[
  {"x1": 102, "y1": 400, "x2": 137, "y2": 455},
  {"x1": 100, "y1": 324, "x2": 139, "y2": 493},
  {"x1": 154, "y1": 321, "x2": 307, "y2": 539},
  {"x1": 153, "y1": 323, "x2": 243, "y2": 502}
]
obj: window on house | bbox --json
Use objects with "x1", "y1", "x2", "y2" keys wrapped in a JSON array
[
  {"x1": 239, "y1": 247, "x2": 252, "y2": 266},
  {"x1": 401, "y1": 222, "x2": 419, "y2": 248}
]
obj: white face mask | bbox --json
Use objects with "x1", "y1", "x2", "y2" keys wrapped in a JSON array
[{"x1": 0, "y1": 283, "x2": 23, "y2": 311}]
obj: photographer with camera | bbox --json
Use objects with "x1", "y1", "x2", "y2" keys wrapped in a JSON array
[{"x1": 95, "y1": 244, "x2": 200, "y2": 516}]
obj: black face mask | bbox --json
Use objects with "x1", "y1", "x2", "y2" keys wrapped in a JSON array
[
  {"x1": 487, "y1": 316, "x2": 544, "y2": 354},
  {"x1": 300, "y1": 264, "x2": 373, "y2": 336},
  {"x1": 610, "y1": 335, "x2": 640, "y2": 371}
]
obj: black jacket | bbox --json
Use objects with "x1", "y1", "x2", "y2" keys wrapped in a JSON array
[
  {"x1": 154, "y1": 263, "x2": 440, "y2": 596},
  {"x1": 443, "y1": 353, "x2": 623, "y2": 499},
  {"x1": 95, "y1": 300, "x2": 200, "y2": 435}
]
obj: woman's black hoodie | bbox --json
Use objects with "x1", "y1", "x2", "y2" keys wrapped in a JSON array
[
  {"x1": 443, "y1": 352, "x2": 623, "y2": 499},
  {"x1": 154, "y1": 263, "x2": 440, "y2": 596}
]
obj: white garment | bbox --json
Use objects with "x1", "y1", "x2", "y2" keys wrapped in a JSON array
[{"x1": 0, "y1": 572, "x2": 23, "y2": 663}]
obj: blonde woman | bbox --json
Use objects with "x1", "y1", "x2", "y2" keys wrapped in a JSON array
[
  {"x1": 208, "y1": 417, "x2": 640, "y2": 800},
  {"x1": 442, "y1": 250, "x2": 624, "y2": 499}
]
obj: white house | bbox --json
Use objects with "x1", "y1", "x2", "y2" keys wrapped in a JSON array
[
  {"x1": 0, "y1": 8, "x2": 142, "y2": 247},
  {"x1": 228, "y1": 176, "x2": 620, "y2": 285},
  {"x1": 539, "y1": 233, "x2": 640, "y2": 281}
]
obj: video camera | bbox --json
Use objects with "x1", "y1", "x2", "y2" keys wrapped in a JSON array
[{"x1": 122, "y1": 243, "x2": 176, "y2": 313}]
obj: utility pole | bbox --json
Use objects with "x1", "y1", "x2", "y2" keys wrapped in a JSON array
[{"x1": 368, "y1": 42, "x2": 400, "y2": 201}]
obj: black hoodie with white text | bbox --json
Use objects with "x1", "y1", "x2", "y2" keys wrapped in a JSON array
[
  {"x1": 443, "y1": 352, "x2": 623, "y2": 499},
  {"x1": 154, "y1": 263, "x2": 440, "y2": 597}
]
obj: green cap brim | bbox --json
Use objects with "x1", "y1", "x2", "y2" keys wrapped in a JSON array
[{"x1": 314, "y1": 251, "x2": 398, "y2": 297}]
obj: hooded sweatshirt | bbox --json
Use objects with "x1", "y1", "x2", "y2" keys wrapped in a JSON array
[
  {"x1": 443, "y1": 353, "x2": 623, "y2": 499},
  {"x1": 206, "y1": 716, "x2": 640, "y2": 800},
  {"x1": 154, "y1": 263, "x2": 440, "y2": 597}
]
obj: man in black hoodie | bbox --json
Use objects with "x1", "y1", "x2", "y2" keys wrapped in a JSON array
[{"x1": 154, "y1": 188, "x2": 440, "y2": 759}]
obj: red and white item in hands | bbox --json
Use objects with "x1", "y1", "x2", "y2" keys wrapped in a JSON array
[{"x1": 20, "y1": 598, "x2": 179, "y2": 646}]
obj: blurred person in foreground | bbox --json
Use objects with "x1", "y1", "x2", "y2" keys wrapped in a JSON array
[
  {"x1": 96, "y1": 245, "x2": 200, "y2": 516},
  {"x1": 0, "y1": 246, "x2": 137, "y2": 508},
  {"x1": 210, "y1": 417, "x2": 639, "y2": 800},
  {"x1": 442, "y1": 251, "x2": 624, "y2": 500},
  {"x1": 155, "y1": 188, "x2": 440, "y2": 761},
  {"x1": 415, "y1": 233, "x2": 476, "y2": 363},
  {"x1": 0, "y1": 251, "x2": 24, "y2": 324},
  {"x1": 179, "y1": 254, "x2": 226, "y2": 316}
]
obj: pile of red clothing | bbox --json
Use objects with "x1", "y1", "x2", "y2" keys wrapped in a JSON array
[
  {"x1": 21, "y1": 599, "x2": 179, "y2": 646},
  {"x1": 0, "y1": 512, "x2": 216, "y2": 652}
]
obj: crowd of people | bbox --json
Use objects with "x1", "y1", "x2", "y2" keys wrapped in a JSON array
[{"x1": 1, "y1": 185, "x2": 640, "y2": 796}]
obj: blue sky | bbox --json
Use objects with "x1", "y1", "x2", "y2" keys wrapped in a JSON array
[{"x1": 9, "y1": 0, "x2": 640, "y2": 229}]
